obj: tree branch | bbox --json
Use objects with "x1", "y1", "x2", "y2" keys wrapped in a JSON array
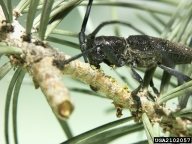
[{"x1": 0, "y1": 8, "x2": 192, "y2": 137}]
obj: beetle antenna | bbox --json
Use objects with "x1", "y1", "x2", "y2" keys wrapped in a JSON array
[
  {"x1": 79, "y1": 0, "x2": 93, "y2": 63},
  {"x1": 62, "y1": 45, "x2": 98, "y2": 65},
  {"x1": 90, "y1": 20, "x2": 145, "y2": 38}
]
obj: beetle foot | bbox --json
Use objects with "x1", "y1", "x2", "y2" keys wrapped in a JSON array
[{"x1": 131, "y1": 94, "x2": 142, "y2": 115}]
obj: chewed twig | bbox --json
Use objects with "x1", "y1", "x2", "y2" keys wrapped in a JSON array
[
  {"x1": 0, "y1": 16, "x2": 74, "y2": 120},
  {"x1": 31, "y1": 57, "x2": 74, "y2": 120}
]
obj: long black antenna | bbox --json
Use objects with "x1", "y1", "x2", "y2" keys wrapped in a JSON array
[
  {"x1": 80, "y1": 0, "x2": 93, "y2": 33},
  {"x1": 79, "y1": 0, "x2": 93, "y2": 63},
  {"x1": 61, "y1": 45, "x2": 98, "y2": 66},
  {"x1": 91, "y1": 20, "x2": 145, "y2": 37}
]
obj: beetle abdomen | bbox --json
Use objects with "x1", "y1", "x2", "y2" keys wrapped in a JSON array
[{"x1": 126, "y1": 35, "x2": 192, "y2": 66}]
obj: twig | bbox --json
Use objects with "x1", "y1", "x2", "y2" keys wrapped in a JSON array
[{"x1": 0, "y1": 8, "x2": 192, "y2": 137}]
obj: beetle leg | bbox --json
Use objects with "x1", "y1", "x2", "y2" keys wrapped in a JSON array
[
  {"x1": 158, "y1": 63, "x2": 192, "y2": 108},
  {"x1": 179, "y1": 93, "x2": 191, "y2": 109},
  {"x1": 100, "y1": 41, "x2": 125, "y2": 67},
  {"x1": 150, "y1": 79, "x2": 160, "y2": 96},
  {"x1": 157, "y1": 63, "x2": 192, "y2": 82},
  {"x1": 99, "y1": 42, "x2": 142, "y2": 113},
  {"x1": 130, "y1": 64, "x2": 143, "y2": 113}
]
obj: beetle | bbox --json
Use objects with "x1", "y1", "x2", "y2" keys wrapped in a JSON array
[{"x1": 54, "y1": 0, "x2": 192, "y2": 113}]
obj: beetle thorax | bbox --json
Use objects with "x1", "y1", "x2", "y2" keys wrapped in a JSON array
[{"x1": 87, "y1": 36, "x2": 127, "y2": 67}]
